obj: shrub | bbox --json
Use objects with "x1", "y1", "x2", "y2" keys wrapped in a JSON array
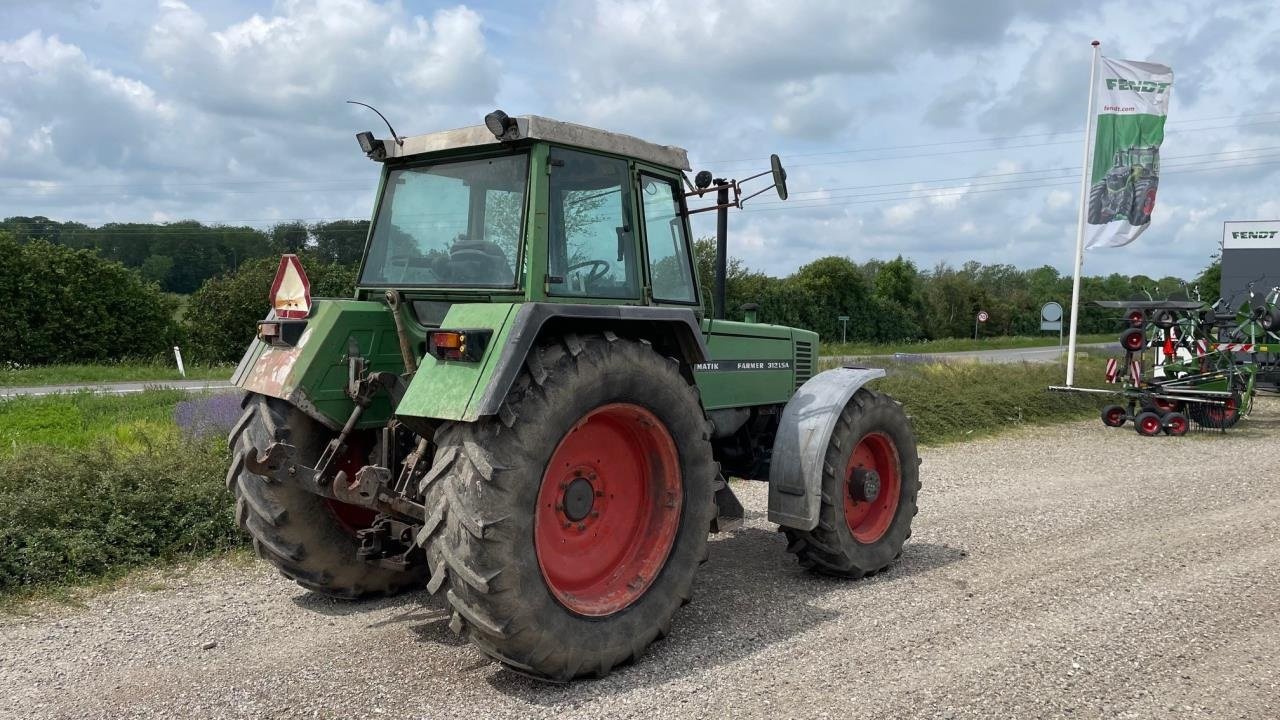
[
  {"x1": 184, "y1": 254, "x2": 357, "y2": 363},
  {"x1": 0, "y1": 438, "x2": 241, "y2": 591},
  {"x1": 0, "y1": 234, "x2": 179, "y2": 364}
]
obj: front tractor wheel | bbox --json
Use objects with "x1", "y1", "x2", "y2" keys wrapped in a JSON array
[
  {"x1": 227, "y1": 394, "x2": 426, "y2": 599},
  {"x1": 417, "y1": 333, "x2": 716, "y2": 681},
  {"x1": 784, "y1": 388, "x2": 920, "y2": 578}
]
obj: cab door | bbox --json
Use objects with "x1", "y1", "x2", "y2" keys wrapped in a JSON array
[{"x1": 636, "y1": 172, "x2": 700, "y2": 307}]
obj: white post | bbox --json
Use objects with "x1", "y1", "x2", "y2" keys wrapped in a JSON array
[
  {"x1": 1065, "y1": 40, "x2": 1102, "y2": 387},
  {"x1": 173, "y1": 346, "x2": 187, "y2": 378}
]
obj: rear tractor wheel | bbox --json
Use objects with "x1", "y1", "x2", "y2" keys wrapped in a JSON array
[
  {"x1": 783, "y1": 388, "x2": 920, "y2": 578},
  {"x1": 227, "y1": 394, "x2": 426, "y2": 599},
  {"x1": 416, "y1": 333, "x2": 716, "y2": 681}
]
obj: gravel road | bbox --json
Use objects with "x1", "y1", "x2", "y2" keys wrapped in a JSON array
[{"x1": 4, "y1": 405, "x2": 1279, "y2": 719}]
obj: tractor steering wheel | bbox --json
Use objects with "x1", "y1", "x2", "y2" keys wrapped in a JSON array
[{"x1": 567, "y1": 259, "x2": 612, "y2": 286}]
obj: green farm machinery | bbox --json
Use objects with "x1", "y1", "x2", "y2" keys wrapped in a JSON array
[{"x1": 226, "y1": 111, "x2": 920, "y2": 680}]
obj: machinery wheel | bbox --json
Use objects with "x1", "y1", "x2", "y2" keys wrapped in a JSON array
[
  {"x1": 1133, "y1": 411, "x2": 1163, "y2": 437},
  {"x1": 783, "y1": 388, "x2": 920, "y2": 579},
  {"x1": 1125, "y1": 308, "x2": 1147, "y2": 327},
  {"x1": 1101, "y1": 405, "x2": 1127, "y2": 427},
  {"x1": 1120, "y1": 327, "x2": 1146, "y2": 353},
  {"x1": 227, "y1": 393, "x2": 426, "y2": 599},
  {"x1": 1151, "y1": 309, "x2": 1175, "y2": 329},
  {"x1": 1189, "y1": 392, "x2": 1243, "y2": 429},
  {"x1": 416, "y1": 333, "x2": 716, "y2": 681},
  {"x1": 1163, "y1": 412, "x2": 1189, "y2": 436}
]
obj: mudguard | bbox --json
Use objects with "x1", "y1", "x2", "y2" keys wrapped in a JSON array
[{"x1": 767, "y1": 366, "x2": 887, "y2": 531}]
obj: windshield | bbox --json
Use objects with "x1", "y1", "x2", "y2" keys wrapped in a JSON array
[{"x1": 360, "y1": 153, "x2": 528, "y2": 287}]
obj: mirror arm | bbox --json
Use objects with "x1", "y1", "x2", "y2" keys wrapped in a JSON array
[{"x1": 738, "y1": 183, "x2": 779, "y2": 205}]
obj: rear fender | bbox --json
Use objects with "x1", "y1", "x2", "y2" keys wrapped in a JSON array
[
  {"x1": 395, "y1": 302, "x2": 708, "y2": 428},
  {"x1": 767, "y1": 367, "x2": 887, "y2": 531}
]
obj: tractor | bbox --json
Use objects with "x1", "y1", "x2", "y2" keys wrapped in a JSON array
[
  {"x1": 226, "y1": 111, "x2": 920, "y2": 681},
  {"x1": 1087, "y1": 145, "x2": 1161, "y2": 226}
]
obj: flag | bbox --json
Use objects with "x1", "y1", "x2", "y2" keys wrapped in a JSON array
[{"x1": 1084, "y1": 57, "x2": 1174, "y2": 249}]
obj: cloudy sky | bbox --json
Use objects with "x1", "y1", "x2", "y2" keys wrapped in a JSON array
[{"x1": 2, "y1": 0, "x2": 1277, "y2": 280}]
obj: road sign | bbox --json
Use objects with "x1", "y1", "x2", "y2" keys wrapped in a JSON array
[
  {"x1": 1041, "y1": 301, "x2": 1064, "y2": 344},
  {"x1": 837, "y1": 315, "x2": 850, "y2": 343},
  {"x1": 977, "y1": 310, "x2": 989, "y2": 323}
]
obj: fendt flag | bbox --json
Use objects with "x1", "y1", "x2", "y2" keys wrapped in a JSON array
[{"x1": 1084, "y1": 57, "x2": 1174, "y2": 249}]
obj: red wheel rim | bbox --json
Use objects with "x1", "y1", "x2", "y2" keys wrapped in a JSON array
[
  {"x1": 1167, "y1": 416, "x2": 1188, "y2": 435},
  {"x1": 1121, "y1": 329, "x2": 1145, "y2": 351},
  {"x1": 1105, "y1": 407, "x2": 1126, "y2": 426},
  {"x1": 324, "y1": 440, "x2": 378, "y2": 536},
  {"x1": 535, "y1": 403, "x2": 682, "y2": 617},
  {"x1": 1206, "y1": 396, "x2": 1238, "y2": 424},
  {"x1": 1144, "y1": 189, "x2": 1157, "y2": 214},
  {"x1": 842, "y1": 432, "x2": 902, "y2": 544},
  {"x1": 1140, "y1": 415, "x2": 1161, "y2": 435}
]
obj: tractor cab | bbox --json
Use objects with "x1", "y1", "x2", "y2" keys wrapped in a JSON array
[{"x1": 354, "y1": 114, "x2": 698, "y2": 312}]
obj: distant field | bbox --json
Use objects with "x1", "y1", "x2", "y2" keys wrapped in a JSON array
[
  {"x1": 821, "y1": 333, "x2": 1114, "y2": 357},
  {"x1": 0, "y1": 362, "x2": 234, "y2": 387}
]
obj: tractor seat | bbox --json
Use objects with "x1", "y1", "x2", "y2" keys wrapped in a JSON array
[{"x1": 448, "y1": 239, "x2": 513, "y2": 285}]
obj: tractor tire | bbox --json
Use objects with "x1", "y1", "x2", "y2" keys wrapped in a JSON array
[
  {"x1": 1189, "y1": 392, "x2": 1243, "y2": 429},
  {"x1": 1101, "y1": 404, "x2": 1127, "y2": 427},
  {"x1": 227, "y1": 393, "x2": 426, "y2": 599},
  {"x1": 1133, "y1": 411, "x2": 1163, "y2": 437},
  {"x1": 782, "y1": 388, "x2": 920, "y2": 579},
  {"x1": 1087, "y1": 182, "x2": 1106, "y2": 224},
  {"x1": 416, "y1": 333, "x2": 716, "y2": 681},
  {"x1": 1152, "y1": 309, "x2": 1175, "y2": 329}
]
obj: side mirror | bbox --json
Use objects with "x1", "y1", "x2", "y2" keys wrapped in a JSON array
[{"x1": 770, "y1": 154, "x2": 788, "y2": 201}]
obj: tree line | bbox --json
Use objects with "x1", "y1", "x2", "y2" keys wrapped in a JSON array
[
  {"x1": 0, "y1": 216, "x2": 369, "y2": 294},
  {"x1": 0, "y1": 218, "x2": 1219, "y2": 365}
]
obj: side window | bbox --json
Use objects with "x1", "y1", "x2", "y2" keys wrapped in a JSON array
[
  {"x1": 547, "y1": 148, "x2": 638, "y2": 298},
  {"x1": 639, "y1": 175, "x2": 697, "y2": 303}
]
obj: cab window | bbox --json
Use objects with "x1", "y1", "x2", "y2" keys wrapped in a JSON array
[
  {"x1": 547, "y1": 148, "x2": 638, "y2": 299},
  {"x1": 639, "y1": 174, "x2": 697, "y2": 303}
]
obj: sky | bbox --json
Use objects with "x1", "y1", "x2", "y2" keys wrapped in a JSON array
[{"x1": 1, "y1": 0, "x2": 1277, "y2": 281}]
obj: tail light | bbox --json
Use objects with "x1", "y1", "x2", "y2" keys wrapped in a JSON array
[{"x1": 427, "y1": 329, "x2": 492, "y2": 362}]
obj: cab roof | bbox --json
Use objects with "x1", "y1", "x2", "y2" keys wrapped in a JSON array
[{"x1": 385, "y1": 115, "x2": 691, "y2": 171}]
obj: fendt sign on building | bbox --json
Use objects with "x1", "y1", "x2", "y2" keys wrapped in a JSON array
[{"x1": 1221, "y1": 220, "x2": 1280, "y2": 306}]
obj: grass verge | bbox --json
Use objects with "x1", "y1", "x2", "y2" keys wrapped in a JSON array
[
  {"x1": 822, "y1": 333, "x2": 1114, "y2": 357},
  {"x1": 871, "y1": 356, "x2": 1111, "y2": 445},
  {"x1": 0, "y1": 362, "x2": 234, "y2": 387}
]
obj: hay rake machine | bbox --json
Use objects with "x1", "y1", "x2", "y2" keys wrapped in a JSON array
[{"x1": 1053, "y1": 298, "x2": 1260, "y2": 436}]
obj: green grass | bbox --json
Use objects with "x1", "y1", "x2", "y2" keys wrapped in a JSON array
[
  {"x1": 867, "y1": 356, "x2": 1112, "y2": 445},
  {"x1": 0, "y1": 362, "x2": 234, "y2": 387},
  {"x1": 0, "y1": 390, "x2": 188, "y2": 454},
  {"x1": 822, "y1": 333, "x2": 1114, "y2": 357}
]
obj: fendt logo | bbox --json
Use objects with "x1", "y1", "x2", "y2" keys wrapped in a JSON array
[
  {"x1": 1105, "y1": 78, "x2": 1171, "y2": 93},
  {"x1": 1233, "y1": 230, "x2": 1279, "y2": 239}
]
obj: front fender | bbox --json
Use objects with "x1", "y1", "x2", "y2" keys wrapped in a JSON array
[{"x1": 767, "y1": 366, "x2": 887, "y2": 531}]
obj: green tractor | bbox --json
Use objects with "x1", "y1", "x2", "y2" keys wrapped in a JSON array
[{"x1": 227, "y1": 111, "x2": 920, "y2": 680}]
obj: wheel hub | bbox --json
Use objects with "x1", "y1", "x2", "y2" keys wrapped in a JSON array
[
  {"x1": 850, "y1": 468, "x2": 881, "y2": 503},
  {"x1": 561, "y1": 475, "x2": 596, "y2": 522}
]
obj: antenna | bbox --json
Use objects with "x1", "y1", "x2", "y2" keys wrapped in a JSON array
[{"x1": 346, "y1": 100, "x2": 403, "y2": 146}]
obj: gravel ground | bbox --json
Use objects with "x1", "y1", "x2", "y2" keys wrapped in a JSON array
[{"x1": 3, "y1": 404, "x2": 1279, "y2": 720}]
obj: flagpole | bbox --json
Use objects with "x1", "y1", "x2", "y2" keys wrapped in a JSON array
[{"x1": 1066, "y1": 40, "x2": 1102, "y2": 387}]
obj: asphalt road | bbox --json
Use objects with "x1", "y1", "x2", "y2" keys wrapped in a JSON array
[
  {"x1": 0, "y1": 343, "x2": 1112, "y2": 400},
  {"x1": 0, "y1": 379, "x2": 234, "y2": 399},
  {"x1": 4, "y1": 403, "x2": 1277, "y2": 719},
  {"x1": 835, "y1": 341, "x2": 1116, "y2": 366}
]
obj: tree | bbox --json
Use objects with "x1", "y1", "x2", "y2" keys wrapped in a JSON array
[
  {"x1": 0, "y1": 236, "x2": 178, "y2": 364},
  {"x1": 313, "y1": 220, "x2": 370, "y2": 265},
  {"x1": 270, "y1": 221, "x2": 310, "y2": 255}
]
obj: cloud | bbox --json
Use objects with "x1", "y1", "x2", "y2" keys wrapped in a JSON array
[{"x1": 145, "y1": 0, "x2": 499, "y2": 121}]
